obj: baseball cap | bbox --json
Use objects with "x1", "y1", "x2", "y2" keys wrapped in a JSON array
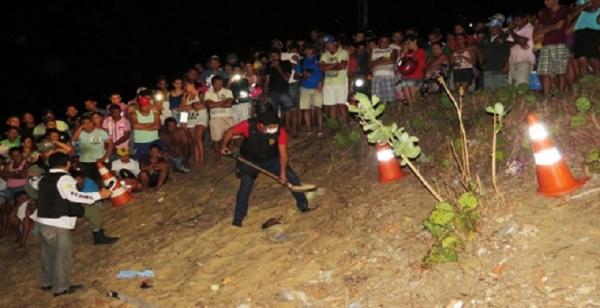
[
  {"x1": 256, "y1": 104, "x2": 279, "y2": 125},
  {"x1": 487, "y1": 18, "x2": 503, "y2": 28},
  {"x1": 116, "y1": 148, "x2": 130, "y2": 157},
  {"x1": 322, "y1": 34, "x2": 336, "y2": 44},
  {"x1": 490, "y1": 13, "x2": 506, "y2": 23},
  {"x1": 37, "y1": 140, "x2": 56, "y2": 153},
  {"x1": 210, "y1": 55, "x2": 220, "y2": 61}
]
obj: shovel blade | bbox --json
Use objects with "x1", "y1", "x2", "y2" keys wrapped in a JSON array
[{"x1": 289, "y1": 184, "x2": 318, "y2": 193}]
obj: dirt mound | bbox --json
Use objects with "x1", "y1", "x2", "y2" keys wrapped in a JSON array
[{"x1": 2, "y1": 89, "x2": 600, "y2": 307}]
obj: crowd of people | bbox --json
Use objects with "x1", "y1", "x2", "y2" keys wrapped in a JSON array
[{"x1": 0, "y1": 0, "x2": 598, "y2": 296}]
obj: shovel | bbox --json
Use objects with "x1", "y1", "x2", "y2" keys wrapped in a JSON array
[{"x1": 225, "y1": 153, "x2": 317, "y2": 193}]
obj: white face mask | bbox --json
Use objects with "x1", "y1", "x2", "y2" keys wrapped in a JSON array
[{"x1": 265, "y1": 126, "x2": 279, "y2": 134}]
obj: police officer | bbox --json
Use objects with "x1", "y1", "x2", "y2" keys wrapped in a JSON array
[
  {"x1": 36, "y1": 152, "x2": 111, "y2": 296},
  {"x1": 26, "y1": 141, "x2": 119, "y2": 245},
  {"x1": 221, "y1": 104, "x2": 312, "y2": 227}
]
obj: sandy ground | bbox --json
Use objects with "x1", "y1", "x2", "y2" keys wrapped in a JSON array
[{"x1": 1, "y1": 124, "x2": 600, "y2": 307}]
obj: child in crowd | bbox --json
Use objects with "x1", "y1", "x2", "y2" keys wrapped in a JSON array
[{"x1": 8, "y1": 191, "x2": 37, "y2": 248}]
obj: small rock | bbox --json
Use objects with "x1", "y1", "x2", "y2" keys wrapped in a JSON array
[
  {"x1": 348, "y1": 302, "x2": 362, "y2": 308},
  {"x1": 237, "y1": 304, "x2": 251, "y2": 308},
  {"x1": 264, "y1": 225, "x2": 288, "y2": 242},
  {"x1": 277, "y1": 290, "x2": 309, "y2": 304},
  {"x1": 577, "y1": 285, "x2": 594, "y2": 295},
  {"x1": 223, "y1": 276, "x2": 234, "y2": 285},
  {"x1": 157, "y1": 197, "x2": 165, "y2": 203},
  {"x1": 495, "y1": 220, "x2": 518, "y2": 238},
  {"x1": 519, "y1": 224, "x2": 539, "y2": 237},
  {"x1": 477, "y1": 247, "x2": 489, "y2": 257},
  {"x1": 277, "y1": 291, "x2": 296, "y2": 302},
  {"x1": 319, "y1": 270, "x2": 333, "y2": 283},
  {"x1": 210, "y1": 284, "x2": 220, "y2": 292},
  {"x1": 446, "y1": 299, "x2": 463, "y2": 308}
]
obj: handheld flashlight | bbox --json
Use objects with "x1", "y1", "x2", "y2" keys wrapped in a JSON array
[
  {"x1": 354, "y1": 78, "x2": 365, "y2": 88},
  {"x1": 239, "y1": 90, "x2": 249, "y2": 99},
  {"x1": 232, "y1": 74, "x2": 242, "y2": 82},
  {"x1": 153, "y1": 92, "x2": 164, "y2": 102}
]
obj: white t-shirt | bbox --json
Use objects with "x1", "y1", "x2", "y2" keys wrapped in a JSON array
[
  {"x1": 371, "y1": 47, "x2": 395, "y2": 77},
  {"x1": 111, "y1": 159, "x2": 141, "y2": 177},
  {"x1": 205, "y1": 88, "x2": 234, "y2": 118}
]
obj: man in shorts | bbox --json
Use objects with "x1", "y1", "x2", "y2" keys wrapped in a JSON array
[
  {"x1": 265, "y1": 50, "x2": 296, "y2": 134},
  {"x1": 320, "y1": 34, "x2": 350, "y2": 126},
  {"x1": 535, "y1": 0, "x2": 570, "y2": 96},
  {"x1": 139, "y1": 144, "x2": 170, "y2": 191},
  {"x1": 205, "y1": 76, "x2": 235, "y2": 160},
  {"x1": 297, "y1": 44, "x2": 324, "y2": 136},
  {"x1": 572, "y1": 0, "x2": 600, "y2": 75},
  {"x1": 370, "y1": 35, "x2": 397, "y2": 103}
]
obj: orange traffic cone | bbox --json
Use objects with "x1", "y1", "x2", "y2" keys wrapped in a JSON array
[
  {"x1": 376, "y1": 143, "x2": 404, "y2": 183},
  {"x1": 97, "y1": 162, "x2": 134, "y2": 207},
  {"x1": 527, "y1": 114, "x2": 587, "y2": 197}
]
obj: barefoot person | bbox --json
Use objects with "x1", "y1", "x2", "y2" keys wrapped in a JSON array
[
  {"x1": 220, "y1": 105, "x2": 312, "y2": 227},
  {"x1": 36, "y1": 152, "x2": 111, "y2": 296}
]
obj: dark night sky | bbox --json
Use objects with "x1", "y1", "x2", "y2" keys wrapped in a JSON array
[{"x1": 6, "y1": 0, "x2": 566, "y2": 118}]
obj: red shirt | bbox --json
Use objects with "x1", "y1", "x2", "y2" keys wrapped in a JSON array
[
  {"x1": 403, "y1": 48, "x2": 427, "y2": 80},
  {"x1": 348, "y1": 55, "x2": 359, "y2": 76},
  {"x1": 233, "y1": 120, "x2": 288, "y2": 145},
  {"x1": 539, "y1": 6, "x2": 569, "y2": 45}
]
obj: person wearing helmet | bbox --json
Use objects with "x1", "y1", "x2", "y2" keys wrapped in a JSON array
[{"x1": 220, "y1": 104, "x2": 312, "y2": 227}]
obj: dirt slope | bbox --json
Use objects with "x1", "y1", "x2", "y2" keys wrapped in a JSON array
[{"x1": 2, "y1": 100, "x2": 600, "y2": 307}]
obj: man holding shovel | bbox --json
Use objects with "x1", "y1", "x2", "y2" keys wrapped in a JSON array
[{"x1": 221, "y1": 104, "x2": 312, "y2": 227}]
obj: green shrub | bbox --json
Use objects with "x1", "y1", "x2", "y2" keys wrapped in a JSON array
[
  {"x1": 570, "y1": 114, "x2": 587, "y2": 128},
  {"x1": 325, "y1": 118, "x2": 341, "y2": 130},
  {"x1": 575, "y1": 97, "x2": 592, "y2": 113}
]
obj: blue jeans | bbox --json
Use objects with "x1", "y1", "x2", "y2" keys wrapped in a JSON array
[
  {"x1": 234, "y1": 157, "x2": 308, "y2": 222},
  {"x1": 483, "y1": 71, "x2": 508, "y2": 90},
  {"x1": 269, "y1": 91, "x2": 295, "y2": 114},
  {"x1": 133, "y1": 140, "x2": 163, "y2": 161}
]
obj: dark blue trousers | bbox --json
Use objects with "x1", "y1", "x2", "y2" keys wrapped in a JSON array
[{"x1": 234, "y1": 157, "x2": 308, "y2": 222}]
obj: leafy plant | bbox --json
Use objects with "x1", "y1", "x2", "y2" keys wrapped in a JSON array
[
  {"x1": 325, "y1": 118, "x2": 341, "y2": 130},
  {"x1": 440, "y1": 95, "x2": 453, "y2": 109},
  {"x1": 585, "y1": 149, "x2": 600, "y2": 173},
  {"x1": 576, "y1": 97, "x2": 591, "y2": 113},
  {"x1": 522, "y1": 93, "x2": 537, "y2": 106},
  {"x1": 349, "y1": 94, "x2": 444, "y2": 201},
  {"x1": 486, "y1": 102, "x2": 509, "y2": 198},
  {"x1": 334, "y1": 130, "x2": 361, "y2": 148},
  {"x1": 423, "y1": 192, "x2": 480, "y2": 265},
  {"x1": 516, "y1": 83, "x2": 529, "y2": 95},
  {"x1": 410, "y1": 118, "x2": 427, "y2": 131},
  {"x1": 570, "y1": 114, "x2": 587, "y2": 128},
  {"x1": 437, "y1": 77, "x2": 472, "y2": 188}
]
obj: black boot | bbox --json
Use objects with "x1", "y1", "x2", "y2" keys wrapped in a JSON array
[{"x1": 93, "y1": 230, "x2": 119, "y2": 245}]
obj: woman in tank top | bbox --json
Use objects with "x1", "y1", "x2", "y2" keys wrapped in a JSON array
[
  {"x1": 132, "y1": 97, "x2": 161, "y2": 161},
  {"x1": 451, "y1": 33, "x2": 476, "y2": 93},
  {"x1": 168, "y1": 78, "x2": 185, "y2": 122},
  {"x1": 2, "y1": 147, "x2": 29, "y2": 199},
  {"x1": 181, "y1": 81, "x2": 208, "y2": 166}
]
